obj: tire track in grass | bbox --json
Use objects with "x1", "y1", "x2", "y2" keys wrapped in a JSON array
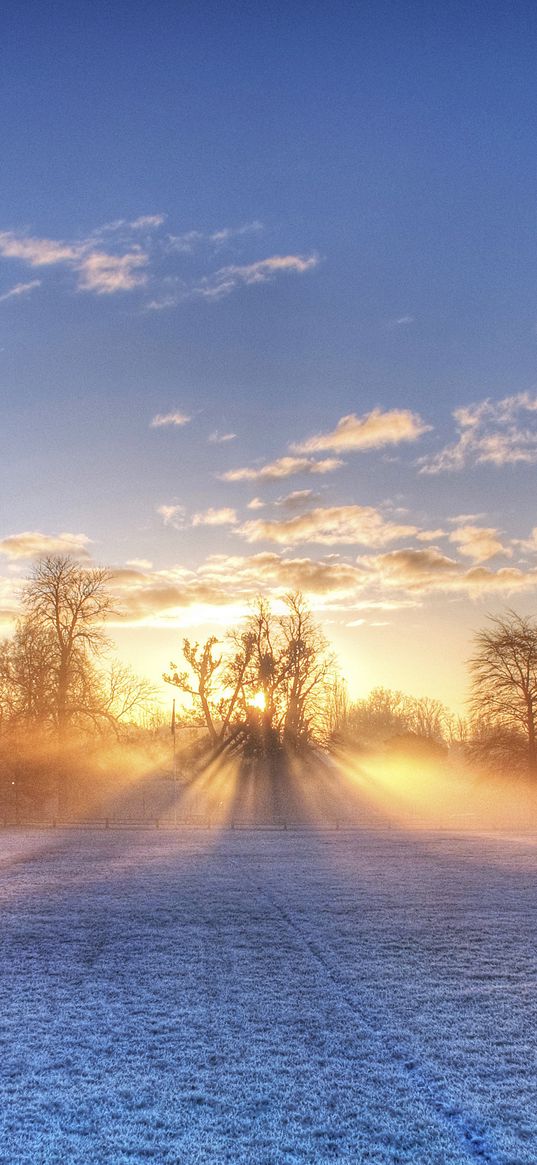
[{"x1": 235, "y1": 858, "x2": 500, "y2": 1165}]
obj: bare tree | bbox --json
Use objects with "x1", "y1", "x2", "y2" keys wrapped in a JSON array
[
  {"x1": 164, "y1": 637, "x2": 223, "y2": 744},
  {"x1": 469, "y1": 610, "x2": 537, "y2": 772},
  {"x1": 279, "y1": 593, "x2": 335, "y2": 749},
  {"x1": 164, "y1": 593, "x2": 337, "y2": 756},
  {"x1": 407, "y1": 696, "x2": 449, "y2": 742},
  {"x1": 20, "y1": 556, "x2": 112, "y2": 738},
  {"x1": 349, "y1": 687, "x2": 411, "y2": 743}
]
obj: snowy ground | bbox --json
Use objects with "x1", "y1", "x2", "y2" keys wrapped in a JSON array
[{"x1": 0, "y1": 827, "x2": 536, "y2": 1164}]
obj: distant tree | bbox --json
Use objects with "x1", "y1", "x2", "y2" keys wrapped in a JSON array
[
  {"x1": 0, "y1": 617, "x2": 56, "y2": 729},
  {"x1": 469, "y1": 610, "x2": 537, "y2": 773},
  {"x1": 348, "y1": 687, "x2": 411, "y2": 743},
  {"x1": 406, "y1": 696, "x2": 449, "y2": 742},
  {"x1": 347, "y1": 687, "x2": 451, "y2": 749}
]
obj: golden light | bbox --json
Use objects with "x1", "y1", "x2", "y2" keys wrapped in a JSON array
[{"x1": 248, "y1": 691, "x2": 266, "y2": 711}]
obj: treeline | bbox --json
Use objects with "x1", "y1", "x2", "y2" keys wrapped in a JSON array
[
  {"x1": 0, "y1": 556, "x2": 161, "y2": 815},
  {"x1": 337, "y1": 611, "x2": 537, "y2": 779},
  {"x1": 0, "y1": 556, "x2": 157, "y2": 739},
  {"x1": 1, "y1": 555, "x2": 537, "y2": 817}
]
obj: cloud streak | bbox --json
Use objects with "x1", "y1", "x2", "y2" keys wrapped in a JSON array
[
  {"x1": 364, "y1": 547, "x2": 536, "y2": 596},
  {"x1": 194, "y1": 254, "x2": 319, "y2": 300},
  {"x1": 150, "y1": 411, "x2": 191, "y2": 428},
  {"x1": 0, "y1": 230, "x2": 149, "y2": 294},
  {"x1": 220, "y1": 455, "x2": 343, "y2": 482},
  {"x1": 239, "y1": 505, "x2": 417, "y2": 547},
  {"x1": 0, "y1": 279, "x2": 41, "y2": 303},
  {"x1": 0, "y1": 531, "x2": 92, "y2": 560},
  {"x1": 292, "y1": 408, "x2": 430, "y2": 454},
  {"x1": 191, "y1": 507, "x2": 238, "y2": 527}
]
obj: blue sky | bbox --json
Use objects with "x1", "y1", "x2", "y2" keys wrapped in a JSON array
[{"x1": 2, "y1": 0, "x2": 537, "y2": 709}]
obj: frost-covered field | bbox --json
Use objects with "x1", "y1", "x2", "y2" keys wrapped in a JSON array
[{"x1": 0, "y1": 827, "x2": 536, "y2": 1164}]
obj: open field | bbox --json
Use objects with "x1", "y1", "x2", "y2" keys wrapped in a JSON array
[{"x1": 0, "y1": 826, "x2": 536, "y2": 1164}]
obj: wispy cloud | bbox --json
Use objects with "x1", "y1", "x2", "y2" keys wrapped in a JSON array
[
  {"x1": 415, "y1": 528, "x2": 447, "y2": 542},
  {"x1": 0, "y1": 279, "x2": 41, "y2": 304},
  {"x1": 191, "y1": 507, "x2": 238, "y2": 527},
  {"x1": 0, "y1": 531, "x2": 92, "y2": 560},
  {"x1": 150, "y1": 411, "x2": 191, "y2": 428},
  {"x1": 156, "y1": 504, "x2": 185, "y2": 528},
  {"x1": 0, "y1": 219, "x2": 318, "y2": 307},
  {"x1": 238, "y1": 505, "x2": 417, "y2": 547},
  {"x1": 167, "y1": 221, "x2": 263, "y2": 253},
  {"x1": 420, "y1": 392, "x2": 537, "y2": 473},
  {"x1": 514, "y1": 527, "x2": 537, "y2": 555},
  {"x1": 208, "y1": 430, "x2": 237, "y2": 444},
  {"x1": 93, "y1": 214, "x2": 166, "y2": 237},
  {"x1": 77, "y1": 250, "x2": 148, "y2": 293},
  {"x1": 276, "y1": 489, "x2": 318, "y2": 511},
  {"x1": 292, "y1": 408, "x2": 431, "y2": 455},
  {"x1": 0, "y1": 229, "x2": 149, "y2": 294},
  {"x1": 0, "y1": 233, "x2": 79, "y2": 266},
  {"x1": 194, "y1": 254, "x2": 319, "y2": 300},
  {"x1": 220, "y1": 455, "x2": 343, "y2": 483}
]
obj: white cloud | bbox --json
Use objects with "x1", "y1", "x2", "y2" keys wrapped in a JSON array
[
  {"x1": 220, "y1": 455, "x2": 343, "y2": 482},
  {"x1": 514, "y1": 527, "x2": 537, "y2": 555},
  {"x1": 292, "y1": 408, "x2": 431, "y2": 455},
  {"x1": 276, "y1": 489, "x2": 318, "y2": 510},
  {"x1": 420, "y1": 392, "x2": 537, "y2": 473},
  {"x1": 416, "y1": 529, "x2": 447, "y2": 542},
  {"x1": 194, "y1": 253, "x2": 319, "y2": 300},
  {"x1": 167, "y1": 221, "x2": 263, "y2": 253},
  {"x1": 247, "y1": 497, "x2": 265, "y2": 510},
  {"x1": 0, "y1": 280, "x2": 41, "y2": 304},
  {"x1": 448, "y1": 524, "x2": 510, "y2": 563},
  {"x1": 76, "y1": 249, "x2": 148, "y2": 294},
  {"x1": 109, "y1": 553, "x2": 370, "y2": 623},
  {"x1": 191, "y1": 507, "x2": 238, "y2": 527},
  {"x1": 364, "y1": 547, "x2": 536, "y2": 596},
  {"x1": 0, "y1": 232, "x2": 80, "y2": 266},
  {"x1": 129, "y1": 214, "x2": 165, "y2": 230},
  {"x1": 0, "y1": 531, "x2": 92, "y2": 560},
  {"x1": 144, "y1": 294, "x2": 183, "y2": 312},
  {"x1": 0, "y1": 220, "x2": 318, "y2": 307},
  {"x1": 208, "y1": 431, "x2": 237, "y2": 444},
  {"x1": 239, "y1": 505, "x2": 417, "y2": 547},
  {"x1": 156, "y1": 504, "x2": 185, "y2": 528},
  {"x1": 150, "y1": 411, "x2": 191, "y2": 428},
  {"x1": 0, "y1": 229, "x2": 148, "y2": 295}
]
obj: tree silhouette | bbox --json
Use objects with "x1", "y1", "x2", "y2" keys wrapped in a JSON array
[
  {"x1": 469, "y1": 610, "x2": 537, "y2": 773},
  {"x1": 164, "y1": 592, "x2": 337, "y2": 757},
  {"x1": 21, "y1": 556, "x2": 112, "y2": 739}
]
